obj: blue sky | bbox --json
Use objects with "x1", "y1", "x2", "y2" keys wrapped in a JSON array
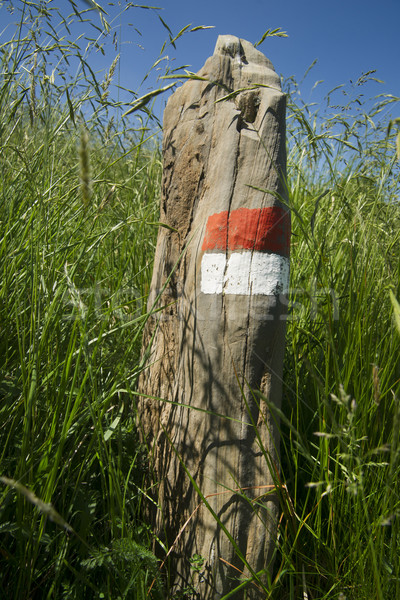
[
  {"x1": 149, "y1": 0, "x2": 400, "y2": 95},
  {"x1": 1, "y1": 0, "x2": 399, "y2": 120}
]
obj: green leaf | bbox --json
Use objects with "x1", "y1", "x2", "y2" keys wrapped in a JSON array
[
  {"x1": 122, "y1": 83, "x2": 175, "y2": 117},
  {"x1": 387, "y1": 117, "x2": 400, "y2": 135},
  {"x1": 190, "y1": 25, "x2": 215, "y2": 32},
  {"x1": 390, "y1": 290, "x2": 400, "y2": 336},
  {"x1": 104, "y1": 403, "x2": 124, "y2": 442},
  {"x1": 170, "y1": 24, "x2": 191, "y2": 46},
  {"x1": 214, "y1": 82, "x2": 281, "y2": 104},
  {"x1": 65, "y1": 87, "x2": 75, "y2": 125},
  {"x1": 254, "y1": 27, "x2": 288, "y2": 48},
  {"x1": 158, "y1": 14, "x2": 174, "y2": 46},
  {"x1": 81, "y1": 0, "x2": 108, "y2": 15}
]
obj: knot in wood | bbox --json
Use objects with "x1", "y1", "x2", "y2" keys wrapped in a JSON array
[{"x1": 236, "y1": 90, "x2": 260, "y2": 123}]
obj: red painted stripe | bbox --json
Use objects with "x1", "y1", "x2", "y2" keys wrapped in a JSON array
[{"x1": 202, "y1": 207, "x2": 290, "y2": 256}]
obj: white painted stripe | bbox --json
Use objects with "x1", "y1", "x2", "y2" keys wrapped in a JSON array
[
  {"x1": 201, "y1": 251, "x2": 290, "y2": 295},
  {"x1": 200, "y1": 253, "x2": 226, "y2": 294}
]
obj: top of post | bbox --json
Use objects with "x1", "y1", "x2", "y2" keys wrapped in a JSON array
[{"x1": 213, "y1": 34, "x2": 281, "y2": 89}]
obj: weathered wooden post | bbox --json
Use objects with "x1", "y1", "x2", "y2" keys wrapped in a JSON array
[{"x1": 138, "y1": 35, "x2": 290, "y2": 598}]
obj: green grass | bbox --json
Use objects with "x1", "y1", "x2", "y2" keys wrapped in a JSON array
[
  {"x1": 1, "y1": 2, "x2": 400, "y2": 599},
  {"x1": 0, "y1": 3, "x2": 165, "y2": 597}
]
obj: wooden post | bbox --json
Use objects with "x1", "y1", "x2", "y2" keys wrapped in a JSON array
[{"x1": 138, "y1": 35, "x2": 290, "y2": 599}]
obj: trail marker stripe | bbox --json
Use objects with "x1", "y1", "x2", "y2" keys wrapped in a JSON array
[
  {"x1": 201, "y1": 252, "x2": 290, "y2": 296},
  {"x1": 201, "y1": 206, "x2": 290, "y2": 257},
  {"x1": 201, "y1": 206, "x2": 290, "y2": 296}
]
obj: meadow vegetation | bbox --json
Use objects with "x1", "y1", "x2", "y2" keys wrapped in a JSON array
[{"x1": 0, "y1": 1, "x2": 399, "y2": 598}]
